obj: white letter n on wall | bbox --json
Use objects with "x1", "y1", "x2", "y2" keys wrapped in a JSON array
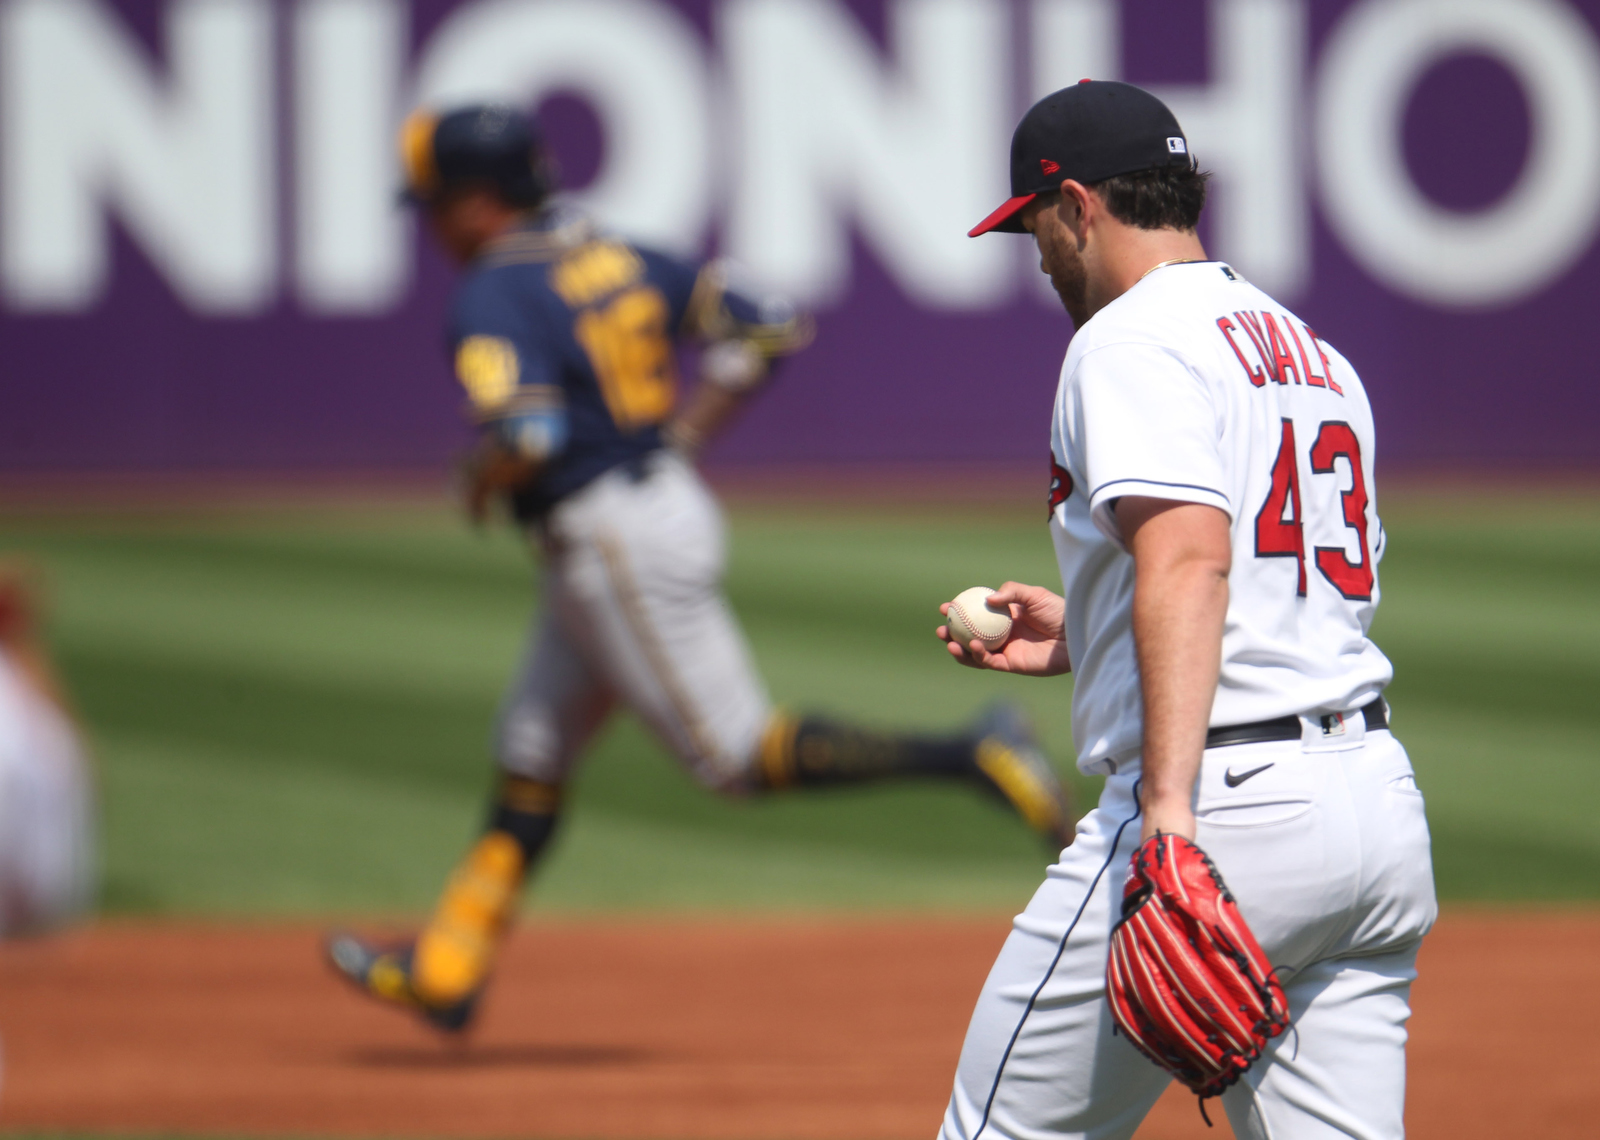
[{"x1": 1, "y1": 0, "x2": 274, "y2": 314}]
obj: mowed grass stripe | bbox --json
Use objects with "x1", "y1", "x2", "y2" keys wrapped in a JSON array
[{"x1": 2, "y1": 494, "x2": 1595, "y2": 914}]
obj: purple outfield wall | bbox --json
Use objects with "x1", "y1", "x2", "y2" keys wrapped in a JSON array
[{"x1": 2, "y1": 0, "x2": 1598, "y2": 478}]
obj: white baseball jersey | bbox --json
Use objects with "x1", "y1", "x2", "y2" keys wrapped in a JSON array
[
  {"x1": 940, "y1": 259, "x2": 1433, "y2": 1140},
  {"x1": 1049, "y1": 261, "x2": 1392, "y2": 774}
]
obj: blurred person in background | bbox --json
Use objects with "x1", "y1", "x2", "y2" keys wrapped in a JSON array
[
  {"x1": 0, "y1": 568, "x2": 95, "y2": 936},
  {"x1": 326, "y1": 104, "x2": 1076, "y2": 1033}
]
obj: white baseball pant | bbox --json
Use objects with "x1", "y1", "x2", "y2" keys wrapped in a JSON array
[
  {"x1": 495, "y1": 450, "x2": 773, "y2": 791},
  {"x1": 940, "y1": 717, "x2": 1436, "y2": 1140}
]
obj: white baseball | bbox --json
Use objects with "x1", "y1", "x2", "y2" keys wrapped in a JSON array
[{"x1": 946, "y1": 586, "x2": 1013, "y2": 650}]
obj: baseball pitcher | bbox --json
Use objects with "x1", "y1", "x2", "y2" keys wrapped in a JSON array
[
  {"x1": 328, "y1": 105, "x2": 1076, "y2": 1032},
  {"x1": 935, "y1": 83, "x2": 1436, "y2": 1137}
]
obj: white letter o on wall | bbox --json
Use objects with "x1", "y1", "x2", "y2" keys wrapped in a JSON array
[
  {"x1": 1317, "y1": 0, "x2": 1600, "y2": 308},
  {"x1": 413, "y1": 0, "x2": 712, "y2": 254}
]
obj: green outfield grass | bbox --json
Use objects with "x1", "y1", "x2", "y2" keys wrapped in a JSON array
[{"x1": 3, "y1": 489, "x2": 1597, "y2": 916}]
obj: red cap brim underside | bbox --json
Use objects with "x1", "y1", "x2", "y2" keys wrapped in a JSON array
[{"x1": 968, "y1": 194, "x2": 1038, "y2": 237}]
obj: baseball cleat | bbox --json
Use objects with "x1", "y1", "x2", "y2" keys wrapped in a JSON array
[
  {"x1": 325, "y1": 932, "x2": 479, "y2": 1033},
  {"x1": 968, "y1": 703, "x2": 1077, "y2": 851}
]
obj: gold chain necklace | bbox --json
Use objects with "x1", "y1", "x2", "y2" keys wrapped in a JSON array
[{"x1": 1137, "y1": 257, "x2": 1205, "y2": 283}]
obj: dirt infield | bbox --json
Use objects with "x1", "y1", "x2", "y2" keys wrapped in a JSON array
[{"x1": 0, "y1": 912, "x2": 1592, "y2": 1140}]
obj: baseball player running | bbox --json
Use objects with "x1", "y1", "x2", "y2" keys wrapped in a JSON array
[
  {"x1": 328, "y1": 105, "x2": 1074, "y2": 1032},
  {"x1": 934, "y1": 83, "x2": 1436, "y2": 1138}
]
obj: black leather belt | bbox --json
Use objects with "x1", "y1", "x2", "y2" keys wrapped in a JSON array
[{"x1": 1206, "y1": 698, "x2": 1388, "y2": 749}]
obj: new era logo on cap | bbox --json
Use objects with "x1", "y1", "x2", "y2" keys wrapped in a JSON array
[
  {"x1": 1167, "y1": 136, "x2": 1187, "y2": 154},
  {"x1": 1040, "y1": 158, "x2": 1060, "y2": 175}
]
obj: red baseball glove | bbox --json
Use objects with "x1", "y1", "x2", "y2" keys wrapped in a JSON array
[{"x1": 1106, "y1": 833, "x2": 1289, "y2": 1102}]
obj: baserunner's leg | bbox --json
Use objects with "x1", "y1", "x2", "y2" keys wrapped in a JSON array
[
  {"x1": 328, "y1": 597, "x2": 612, "y2": 1029},
  {"x1": 750, "y1": 706, "x2": 1071, "y2": 846},
  {"x1": 408, "y1": 595, "x2": 612, "y2": 1005},
  {"x1": 558, "y1": 454, "x2": 1074, "y2": 845}
]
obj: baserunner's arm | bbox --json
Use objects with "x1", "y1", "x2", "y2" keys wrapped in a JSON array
[
  {"x1": 1119, "y1": 496, "x2": 1231, "y2": 842},
  {"x1": 661, "y1": 349, "x2": 763, "y2": 456},
  {"x1": 662, "y1": 261, "x2": 813, "y2": 457}
]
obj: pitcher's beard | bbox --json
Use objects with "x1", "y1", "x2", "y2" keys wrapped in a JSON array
[
  {"x1": 1048, "y1": 260, "x2": 1088, "y2": 327},
  {"x1": 1032, "y1": 219, "x2": 1090, "y2": 325}
]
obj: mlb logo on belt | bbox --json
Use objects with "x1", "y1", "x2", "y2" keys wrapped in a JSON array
[{"x1": 1320, "y1": 712, "x2": 1347, "y2": 737}]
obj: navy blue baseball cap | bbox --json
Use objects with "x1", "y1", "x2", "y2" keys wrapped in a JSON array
[
  {"x1": 969, "y1": 81, "x2": 1192, "y2": 236},
  {"x1": 399, "y1": 104, "x2": 549, "y2": 207}
]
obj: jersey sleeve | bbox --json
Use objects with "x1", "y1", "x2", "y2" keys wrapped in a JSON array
[
  {"x1": 449, "y1": 273, "x2": 569, "y2": 460},
  {"x1": 679, "y1": 260, "x2": 813, "y2": 359},
  {"x1": 1067, "y1": 341, "x2": 1230, "y2": 549}
]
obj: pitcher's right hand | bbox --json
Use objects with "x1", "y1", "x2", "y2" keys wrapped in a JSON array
[{"x1": 938, "y1": 582, "x2": 1072, "y2": 676}]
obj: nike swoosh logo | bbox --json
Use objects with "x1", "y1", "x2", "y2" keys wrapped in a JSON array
[{"x1": 1224, "y1": 763, "x2": 1275, "y2": 788}]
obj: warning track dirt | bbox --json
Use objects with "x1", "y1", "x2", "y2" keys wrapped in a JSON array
[{"x1": 0, "y1": 913, "x2": 1591, "y2": 1140}]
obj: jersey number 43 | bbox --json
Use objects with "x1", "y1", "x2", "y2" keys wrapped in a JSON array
[{"x1": 1254, "y1": 418, "x2": 1373, "y2": 602}]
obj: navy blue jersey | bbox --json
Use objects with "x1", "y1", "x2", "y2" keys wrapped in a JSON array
[{"x1": 447, "y1": 210, "x2": 804, "y2": 518}]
